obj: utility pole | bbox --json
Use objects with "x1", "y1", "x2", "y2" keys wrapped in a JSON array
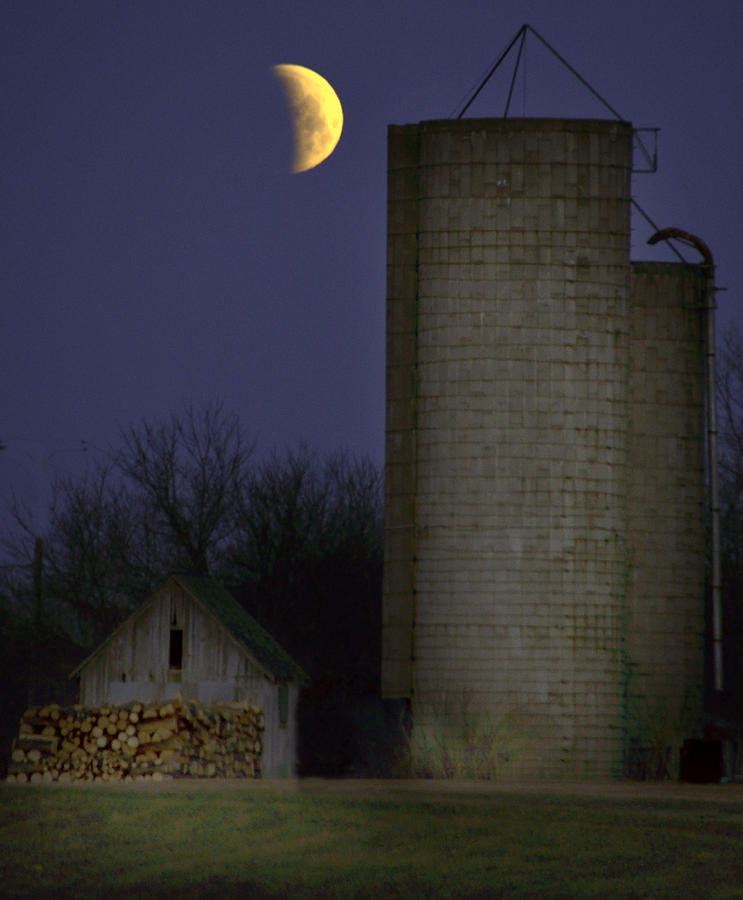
[{"x1": 29, "y1": 536, "x2": 44, "y2": 705}]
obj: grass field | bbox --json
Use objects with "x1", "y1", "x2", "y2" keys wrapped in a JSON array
[{"x1": 2, "y1": 780, "x2": 743, "y2": 898}]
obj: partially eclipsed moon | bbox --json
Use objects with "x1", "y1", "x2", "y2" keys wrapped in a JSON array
[{"x1": 273, "y1": 64, "x2": 343, "y2": 173}]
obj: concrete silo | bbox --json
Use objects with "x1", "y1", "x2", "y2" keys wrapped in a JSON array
[{"x1": 381, "y1": 118, "x2": 706, "y2": 779}]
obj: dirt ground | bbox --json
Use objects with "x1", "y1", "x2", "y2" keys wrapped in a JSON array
[{"x1": 23, "y1": 776, "x2": 743, "y2": 804}]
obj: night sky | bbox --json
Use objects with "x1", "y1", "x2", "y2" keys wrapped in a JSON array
[{"x1": 2, "y1": 0, "x2": 742, "y2": 532}]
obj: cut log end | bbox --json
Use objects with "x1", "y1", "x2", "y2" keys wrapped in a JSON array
[{"x1": 7, "y1": 699, "x2": 265, "y2": 785}]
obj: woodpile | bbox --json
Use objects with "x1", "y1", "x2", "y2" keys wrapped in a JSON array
[{"x1": 5, "y1": 696, "x2": 264, "y2": 784}]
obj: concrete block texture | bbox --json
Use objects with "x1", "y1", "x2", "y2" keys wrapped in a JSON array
[
  {"x1": 625, "y1": 263, "x2": 706, "y2": 760},
  {"x1": 382, "y1": 119, "x2": 706, "y2": 779}
]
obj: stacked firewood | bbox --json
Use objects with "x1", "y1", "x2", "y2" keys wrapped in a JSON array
[{"x1": 5, "y1": 696, "x2": 264, "y2": 783}]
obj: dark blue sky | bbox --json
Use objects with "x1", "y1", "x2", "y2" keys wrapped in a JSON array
[{"x1": 2, "y1": 0, "x2": 742, "y2": 529}]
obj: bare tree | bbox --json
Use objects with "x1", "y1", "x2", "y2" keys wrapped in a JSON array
[
  {"x1": 718, "y1": 324, "x2": 743, "y2": 585},
  {"x1": 229, "y1": 445, "x2": 332, "y2": 636},
  {"x1": 227, "y1": 445, "x2": 383, "y2": 692},
  {"x1": 117, "y1": 401, "x2": 253, "y2": 576},
  {"x1": 1, "y1": 401, "x2": 254, "y2": 643},
  {"x1": 224, "y1": 445, "x2": 384, "y2": 775},
  {"x1": 2, "y1": 463, "x2": 142, "y2": 644}
]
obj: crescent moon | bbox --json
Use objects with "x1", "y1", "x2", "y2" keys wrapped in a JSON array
[{"x1": 273, "y1": 64, "x2": 343, "y2": 173}]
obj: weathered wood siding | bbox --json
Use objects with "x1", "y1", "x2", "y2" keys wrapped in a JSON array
[
  {"x1": 77, "y1": 580, "x2": 301, "y2": 776},
  {"x1": 235, "y1": 673, "x2": 300, "y2": 778}
]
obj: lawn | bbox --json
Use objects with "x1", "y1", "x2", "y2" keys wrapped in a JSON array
[{"x1": 1, "y1": 780, "x2": 743, "y2": 898}]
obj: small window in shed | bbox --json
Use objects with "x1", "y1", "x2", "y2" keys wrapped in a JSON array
[
  {"x1": 169, "y1": 628, "x2": 183, "y2": 670},
  {"x1": 278, "y1": 683, "x2": 289, "y2": 728}
]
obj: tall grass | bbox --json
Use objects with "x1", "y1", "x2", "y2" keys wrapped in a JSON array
[{"x1": 403, "y1": 693, "x2": 527, "y2": 779}]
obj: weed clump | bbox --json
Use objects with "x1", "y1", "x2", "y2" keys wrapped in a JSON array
[{"x1": 396, "y1": 695, "x2": 526, "y2": 779}]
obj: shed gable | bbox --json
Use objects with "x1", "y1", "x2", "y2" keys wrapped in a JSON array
[{"x1": 71, "y1": 575, "x2": 306, "y2": 696}]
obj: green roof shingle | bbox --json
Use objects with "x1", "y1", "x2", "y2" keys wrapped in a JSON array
[
  {"x1": 173, "y1": 574, "x2": 307, "y2": 684},
  {"x1": 71, "y1": 573, "x2": 307, "y2": 684}
]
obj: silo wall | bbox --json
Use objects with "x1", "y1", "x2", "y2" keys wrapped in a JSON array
[
  {"x1": 382, "y1": 117, "x2": 706, "y2": 779},
  {"x1": 625, "y1": 262, "x2": 706, "y2": 777}
]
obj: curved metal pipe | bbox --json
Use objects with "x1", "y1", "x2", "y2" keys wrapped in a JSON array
[{"x1": 648, "y1": 227, "x2": 722, "y2": 692}]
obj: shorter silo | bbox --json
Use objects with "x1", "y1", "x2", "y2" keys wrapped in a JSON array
[{"x1": 625, "y1": 262, "x2": 706, "y2": 778}]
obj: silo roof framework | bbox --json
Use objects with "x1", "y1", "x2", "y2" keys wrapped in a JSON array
[
  {"x1": 455, "y1": 23, "x2": 624, "y2": 121},
  {"x1": 454, "y1": 24, "x2": 682, "y2": 263}
]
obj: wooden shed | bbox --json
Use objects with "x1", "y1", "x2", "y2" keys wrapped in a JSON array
[{"x1": 69, "y1": 574, "x2": 307, "y2": 777}]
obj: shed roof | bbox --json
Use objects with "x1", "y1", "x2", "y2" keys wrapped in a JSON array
[
  {"x1": 174, "y1": 574, "x2": 307, "y2": 684},
  {"x1": 70, "y1": 573, "x2": 307, "y2": 684}
]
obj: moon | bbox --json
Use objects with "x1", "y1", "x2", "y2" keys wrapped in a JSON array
[{"x1": 273, "y1": 64, "x2": 343, "y2": 173}]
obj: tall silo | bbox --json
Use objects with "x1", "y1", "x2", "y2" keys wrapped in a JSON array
[{"x1": 381, "y1": 118, "x2": 706, "y2": 779}]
